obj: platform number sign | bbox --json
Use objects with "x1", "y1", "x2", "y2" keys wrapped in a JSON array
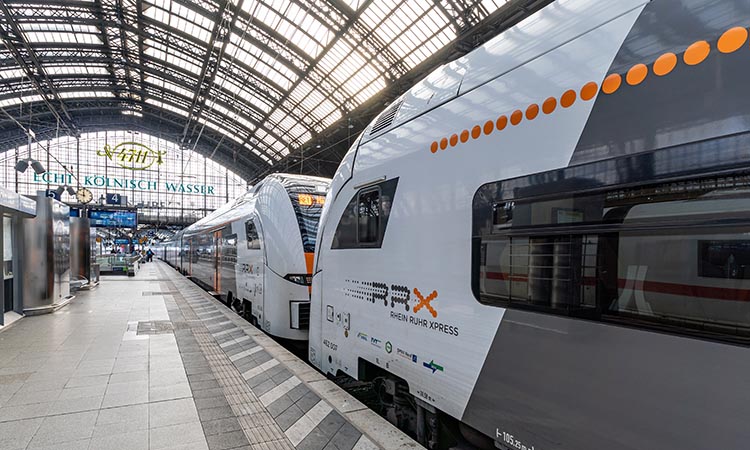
[
  {"x1": 106, "y1": 193, "x2": 123, "y2": 205},
  {"x1": 45, "y1": 189, "x2": 60, "y2": 201}
]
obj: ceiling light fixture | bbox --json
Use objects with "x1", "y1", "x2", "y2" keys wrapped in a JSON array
[
  {"x1": 14, "y1": 159, "x2": 29, "y2": 173},
  {"x1": 30, "y1": 160, "x2": 46, "y2": 175},
  {"x1": 14, "y1": 158, "x2": 46, "y2": 174}
]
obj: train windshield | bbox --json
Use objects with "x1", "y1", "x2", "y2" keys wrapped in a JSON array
[{"x1": 290, "y1": 192, "x2": 326, "y2": 253}]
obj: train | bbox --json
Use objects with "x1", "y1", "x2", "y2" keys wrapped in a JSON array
[
  {"x1": 162, "y1": 173, "x2": 330, "y2": 341},
  {"x1": 307, "y1": 0, "x2": 750, "y2": 449},
  {"x1": 158, "y1": 0, "x2": 750, "y2": 448}
]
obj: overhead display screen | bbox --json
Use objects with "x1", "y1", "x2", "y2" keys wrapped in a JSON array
[
  {"x1": 88, "y1": 209, "x2": 137, "y2": 228},
  {"x1": 296, "y1": 193, "x2": 326, "y2": 206}
]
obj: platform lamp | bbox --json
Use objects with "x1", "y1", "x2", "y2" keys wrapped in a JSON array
[
  {"x1": 14, "y1": 128, "x2": 46, "y2": 175},
  {"x1": 14, "y1": 156, "x2": 46, "y2": 175},
  {"x1": 53, "y1": 185, "x2": 76, "y2": 198}
]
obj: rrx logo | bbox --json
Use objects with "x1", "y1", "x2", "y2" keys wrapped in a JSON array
[{"x1": 365, "y1": 282, "x2": 438, "y2": 318}]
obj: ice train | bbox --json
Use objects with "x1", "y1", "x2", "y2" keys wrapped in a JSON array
[
  {"x1": 309, "y1": 0, "x2": 750, "y2": 449},
  {"x1": 163, "y1": 173, "x2": 330, "y2": 341}
]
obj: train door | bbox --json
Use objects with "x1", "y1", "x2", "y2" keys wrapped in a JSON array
[
  {"x1": 213, "y1": 230, "x2": 222, "y2": 293},
  {"x1": 219, "y1": 228, "x2": 238, "y2": 305},
  {"x1": 187, "y1": 238, "x2": 193, "y2": 276},
  {"x1": 243, "y1": 217, "x2": 265, "y2": 328}
]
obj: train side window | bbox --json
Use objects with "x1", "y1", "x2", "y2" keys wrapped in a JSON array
[
  {"x1": 493, "y1": 202, "x2": 513, "y2": 229},
  {"x1": 357, "y1": 188, "x2": 380, "y2": 244},
  {"x1": 222, "y1": 234, "x2": 238, "y2": 264},
  {"x1": 332, "y1": 178, "x2": 399, "y2": 250},
  {"x1": 245, "y1": 221, "x2": 260, "y2": 250},
  {"x1": 473, "y1": 171, "x2": 750, "y2": 344},
  {"x1": 699, "y1": 241, "x2": 750, "y2": 279}
]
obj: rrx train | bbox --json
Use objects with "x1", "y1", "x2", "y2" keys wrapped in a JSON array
[{"x1": 164, "y1": 0, "x2": 750, "y2": 449}]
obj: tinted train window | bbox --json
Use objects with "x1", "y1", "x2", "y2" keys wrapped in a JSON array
[
  {"x1": 357, "y1": 188, "x2": 380, "y2": 244},
  {"x1": 332, "y1": 178, "x2": 399, "y2": 249},
  {"x1": 245, "y1": 221, "x2": 260, "y2": 249},
  {"x1": 289, "y1": 193, "x2": 326, "y2": 253},
  {"x1": 221, "y1": 234, "x2": 237, "y2": 265},
  {"x1": 473, "y1": 169, "x2": 750, "y2": 344},
  {"x1": 699, "y1": 241, "x2": 750, "y2": 279}
]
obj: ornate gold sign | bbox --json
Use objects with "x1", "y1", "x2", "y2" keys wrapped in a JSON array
[{"x1": 97, "y1": 142, "x2": 165, "y2": 170}]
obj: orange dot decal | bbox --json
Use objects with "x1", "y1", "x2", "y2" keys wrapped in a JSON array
[
  {"x1": 602, "y1": 73, "x2": 622, "y2": 94},
  {"x1": 526, "y1": 104, "x2": 539, "y2": 120},
  {"x1": 626, "y1": 64, "x2": 648, "y2": 86},
  {"x1": 483, "y1": 120, "x2": 494, "y2": 135},
  {"x1": 440, "y1": 138, "x2": 448, "y2": 150},
  {"x1": 560, "y1": 89, "x2": 576, "y2": 108},
  {"x1": 653, "y1": 53, "x2": 677, "y2": 76},
  {"x1": 684, "y1": 40, "x2": 710, "y2": 66},
  {"x1": 430, "y1": 141, "x2": 438, "y2": 153},
  {"x1": 580, "y1": 82, "x2": 598, "y2": 101},
  {"x1": 460, "y1": 130, "x2": 469, "y2": 143},
  {"x1": 496, "y1": 115, "x2": 508, "y2": 131},
  {"x1": 471, "y1": 125, "x2": 481, "y2": 139},
  {"x1": 449, "y1": 134, "x2": 458, "y2": 147},
  {"x1": 510, "y1": 110, "x2": 523, "y2": 126},
  {"x1": 542, "y1": 97, "x2": 557, "y2": 114},
  {"x1": 718, "y1": 26, "x2": 748, "y2": 54}
]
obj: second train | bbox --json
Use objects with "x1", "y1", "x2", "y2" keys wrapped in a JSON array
[{"x1": 162, "y1": 173, "x2": 330, "y2": 341}]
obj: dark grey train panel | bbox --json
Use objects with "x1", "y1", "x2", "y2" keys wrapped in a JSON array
[
  {"x1": 572, "y1": 0, "x2": 750, "y2": 165},
  {"x1": 461, "y1": 309, "x2": 750, "y2": 450}
]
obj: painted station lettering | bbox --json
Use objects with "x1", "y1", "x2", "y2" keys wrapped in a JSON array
[{"x1": 33, "y1": 172, "x2": 216, "y2": 195}]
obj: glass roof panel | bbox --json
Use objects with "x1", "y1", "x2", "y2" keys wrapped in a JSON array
[
  {"x1": 197, "y1": 117, "x2": 245, "y2": 145},
  {"x1": 0, "y1": 0, "x2": 519, "y2": 177},
  {"x1": 25, "y1": 31, "x2": 102, "y2": 45},
  {"x1": 217, "y1": 75, "x2": 273, "y2": 113},
  {"x1": 58, "y1": 91, "x2": 114, "y2": 99},
  {"x1": 144, "y1": 0, "x2": 214, "y2": 43},
  {"x1": 146, "y1": 98, "x2": 190, "y2": 118},
  {"x1": 144, "y1": 42, "x2": 203, "y2": 76},
  {"x1": 0, "y1": 68, "x2": 25, "y2": 79},
  {"x1": 46, "y1": 65, "x2": 109, "y2": 76},
  {"x1": 225, "y1": 37, "x2": 297, "y2": 88},
  {"x1": 146, "y1": 75, "x2": 194, "y2": 100},
  {"x1": 339, "y1": 0, "x2": 366, "y2": 12},
  {"x1": 0, "y1": 94, "x2": 43, "y2": 108}
]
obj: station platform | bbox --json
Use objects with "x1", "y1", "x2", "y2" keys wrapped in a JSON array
[{"x1": 0, "y1": 262, "x2": 418, "y2": 450}]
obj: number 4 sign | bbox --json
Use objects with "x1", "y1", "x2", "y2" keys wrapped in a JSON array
[{"x1": 106, "y1": 193, "x2": 122, "y2": 205}]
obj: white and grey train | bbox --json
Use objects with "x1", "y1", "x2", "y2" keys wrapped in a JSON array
[
  {"x1": 162, "y1": 173, "x2": 330, "y2": 341},
  {"x1": 309, "y1": 0, "x2": 750, "y2": 449}
]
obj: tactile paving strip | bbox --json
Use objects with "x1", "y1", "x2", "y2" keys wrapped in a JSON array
[
  {"x1": 193, "y1": 328, "x2": 293, "y2": 450},
  {"x1": 156, "y1": 264, "x2": 380, "y2": 450},
  {"x1": 162, "y1": 281, "x2": 278, "y2": 449}
]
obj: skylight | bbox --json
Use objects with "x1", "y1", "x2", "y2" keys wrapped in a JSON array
[{"x1": 0, "y1": 0, "x2": 514, "y2": 175}]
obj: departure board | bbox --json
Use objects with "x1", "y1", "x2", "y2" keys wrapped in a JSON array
[{"x1": 88, "y1": 209, "x2": 137, "y2": 228}]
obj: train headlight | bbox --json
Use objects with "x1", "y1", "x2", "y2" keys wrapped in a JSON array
[{"x1": 284, "y1": 274, "x2": 312, "y2": 286}]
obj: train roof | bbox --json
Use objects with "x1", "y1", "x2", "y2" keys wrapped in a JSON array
[
  {"x1": 360, "y1": 0, "x2": 643, "y2": 143},
  {"x1": 181, "y1": 173, "x2": 331, "y2": 237}
]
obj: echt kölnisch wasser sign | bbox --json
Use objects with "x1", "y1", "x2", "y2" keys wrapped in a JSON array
[
  {"x1": 33, "y1": 172, "x2": 216, "y2": 194},
  {"x1": 31, "y1": 142, "x2": 216, "y2": 194}
]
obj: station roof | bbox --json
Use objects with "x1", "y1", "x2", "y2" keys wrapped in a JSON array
[{"x1": 0, "y1": 0, "x2": 549, "y2": 181}]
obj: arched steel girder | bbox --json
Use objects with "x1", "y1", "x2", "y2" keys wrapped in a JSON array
[
  {"x1": 1, "y1": 0, "x2": 527, "y2": 183},
  {"x1": 6, "y1": 2, "x2": 316, "y2": 153},
  {"x1": 0, "y1": 65, "x2": 294, "y2": 162},
  {"x1": 0, "y1": 101, "x2": 265, "y2": 180}
]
